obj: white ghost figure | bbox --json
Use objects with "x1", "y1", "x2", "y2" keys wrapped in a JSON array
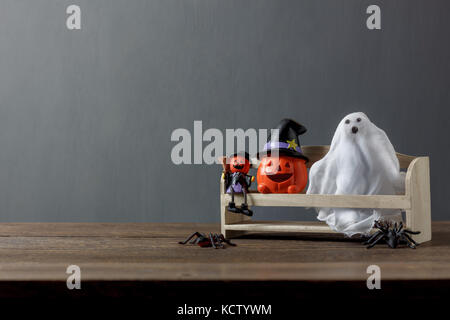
[{"x1": 307, "y1": 112, "x2": 405, "y2": 236}]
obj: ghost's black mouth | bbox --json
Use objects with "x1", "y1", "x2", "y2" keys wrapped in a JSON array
[
  {"x1": 351, "y1": 126, "x2": 358, "y2": 134},
  {"x1": 233, "y1": 164, "x2": 244, "y2": 170},
  {"x1": 267, "y1": 173, "x2": 292, "y2": 183}
]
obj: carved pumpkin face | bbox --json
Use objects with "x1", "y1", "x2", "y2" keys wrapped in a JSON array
[
  {"x1": 257, "y1": 155, "x2": 308, "y2": 193},
  {"x1": 229, "y1": 155, "x2": 250, "y2": 174}
]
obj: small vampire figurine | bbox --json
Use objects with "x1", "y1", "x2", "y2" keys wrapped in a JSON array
[{"x1": 222, "y1": 152, "x2": 254, "y2": 216}]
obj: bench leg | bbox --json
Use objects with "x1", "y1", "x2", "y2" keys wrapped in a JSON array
[
  {"x1": 221, "y1": 201, "x2": 251, "y2": 239},
  {"x1": 405, "y1": 157, "x2": 432, "y2": 244}
]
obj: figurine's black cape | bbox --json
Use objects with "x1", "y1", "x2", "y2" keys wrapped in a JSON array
[{"x1": 224, "y1": 172, "x2": 252, "y2": 190}]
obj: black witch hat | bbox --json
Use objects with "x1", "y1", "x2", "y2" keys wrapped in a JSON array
[
  {"x1": 228, "y1": 151, "x2": 250, "y2": 161},
  {"x1": 257, "y1": 119, "x2": 309, "y2": 162}
]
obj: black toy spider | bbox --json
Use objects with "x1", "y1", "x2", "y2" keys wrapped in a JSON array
[
  {"x1": 178, "y1": 232, "x2": 236, "y2": 249},
  {"x1": 364, "y1": 220, "x2": 421, "y2": 249}
]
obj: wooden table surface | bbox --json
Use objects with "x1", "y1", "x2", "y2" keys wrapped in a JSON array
[{"x1": 1, "y1": 221, "x2": 449, "y2": 283}]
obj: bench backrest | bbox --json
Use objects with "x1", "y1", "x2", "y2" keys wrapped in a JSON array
[{"x1": 250, "y1": 145, "x2": 416, "y2": 170}]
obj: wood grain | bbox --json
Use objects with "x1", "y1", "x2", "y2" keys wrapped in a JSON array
[{"x1": 0, "y1": 222, "x2": 448, "y2": 282}]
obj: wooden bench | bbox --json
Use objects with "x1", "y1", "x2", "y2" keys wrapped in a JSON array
[{"x1": 220, "y1": 145, "x2": 432, "y2": 243}]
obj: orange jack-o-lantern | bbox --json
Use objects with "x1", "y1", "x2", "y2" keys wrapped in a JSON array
[
  {"x1": 257, "y1": 155, "x2": 308, "y2": 193},
  {"x1": 257, "y1": 118, "x2": 309, "y2": 193}
]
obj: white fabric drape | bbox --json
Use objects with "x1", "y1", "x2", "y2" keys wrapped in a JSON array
[{"x1": 307, "y1": 112, "x2": 405, "y2": 236}]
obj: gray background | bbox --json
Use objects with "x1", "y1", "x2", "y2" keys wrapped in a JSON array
[{"x1": 0, "y1": 0, "x2": 448, "y2": 222}]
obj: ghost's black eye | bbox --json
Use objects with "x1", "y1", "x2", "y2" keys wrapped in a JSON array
[
  {"x1": 357, "y1": 118, "x2": 361, "y2": 122},
  {"x1": 345, "y1": 119, "x2": 350, "y2": 124}
]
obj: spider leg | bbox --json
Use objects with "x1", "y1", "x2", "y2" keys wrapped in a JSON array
[
  {"x1": 212, "y1": 234, "x2": 222, "y2": 248},
  {"x1": 398, "y1": 221, "x2": 403, "y2": 232},
  {"x1": 374, "y1": 221, "x2": 388, "y2": 233},
  {"x1": 363, "y1": 231, "x2": 383, "y2": 245},
  {"x1": 404, "y1": 229, "x2": 421, "y2": 235},
  {"x1": 220, "y1": 235, "x2": 237, "y2": 246},
  {"x1": 400, "y1": 235, "x2": 416, "y2": 249},
  {"x1": 216, "y1": 234, "x2": 226, "y2": 248},
  {"x1": 209, "y1": 233, "x2": 217, "y2": 249},
  {"x1": 179, "y1": 232, "x2": 202, "y2": 244},
  {"x1": 402, "y1": 233, "x2": 418, "y2": 249},
  {"x1": 194, "y1": 233, "x2": 207, "y2": 244},
  {"x1": 403, "y1": 233, "x2": 417, "y2": 245},
  {"x1": 366, "y1": 233, "x2": 386, "y2": 249}
]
